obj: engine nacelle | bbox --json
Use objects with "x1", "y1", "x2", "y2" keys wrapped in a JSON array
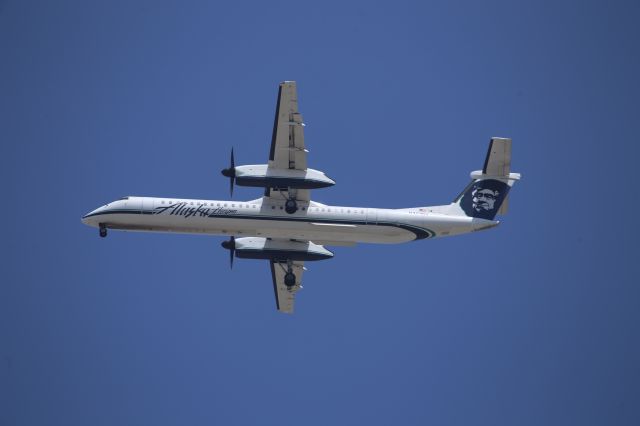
[
  {"x1": 233, "y1": 237, "x2": 333, "y2": 261},
  {"x1": 233, "y1": 165, "x2": 335, "y2": 190}
]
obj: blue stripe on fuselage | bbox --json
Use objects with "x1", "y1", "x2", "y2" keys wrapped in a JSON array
[{"x1": 83, "y1": 209, "x2": 436, "y2": 240}]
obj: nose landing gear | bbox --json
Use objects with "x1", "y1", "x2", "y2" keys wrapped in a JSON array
[{"x1": 99, "y1": 224, "x2": 107, "y2": 238}]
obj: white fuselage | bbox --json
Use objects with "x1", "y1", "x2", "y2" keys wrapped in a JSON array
[{"x1": 82, "y1": 196, "x2": 498, "y2": 244}]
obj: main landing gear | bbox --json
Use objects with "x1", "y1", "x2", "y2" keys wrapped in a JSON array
[
  {"x1": 284, "y1": 271, "x2": 296, "y2": 287},
  {"x1": 275, "y1": 188, "x2": 298, "y2": 214},
  {"x1": 279, "y1": 260, "x2": 296, "y2": 288},
  {"x1": 284, "y1": 199, "x2": 297, "y2": 214},
  {"x1": 99, "y1": 224, "x2": 107, "y2": 238}
]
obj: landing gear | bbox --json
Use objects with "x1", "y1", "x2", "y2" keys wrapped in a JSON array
[
  {"x1": 277, "y1": 260, "x2": 297, "y2": 288},
  {"x1": 285, "y1": 199, "x2": 298, "y2": 214},
  {"x1": 99, "y1": 224, "x2": 107, "y2": 238},
  {"x1": 284, "y1": 271, "x2": 296, "y2": 287},
  {"x1": 275, "y1": 187, "x2": 298, "y2": 214}
]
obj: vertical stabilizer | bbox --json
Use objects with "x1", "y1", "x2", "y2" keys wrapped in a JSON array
[{"x1": 450, "y1": 137, "x2": 520, "y2": 220}]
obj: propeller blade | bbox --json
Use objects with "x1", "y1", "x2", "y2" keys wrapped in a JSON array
[
  {"x1": 229, "y1": 236, "x2": 235, "y2": 269},
  {"x1": 221, "y1": 236, "x2": 235, "y2": 269},
  {"x1": 221, "y1": 148, "x2": 236, "y2": 198},
  {"x1": 230, "y1": 148, "x2": 235, "y2": 197}
]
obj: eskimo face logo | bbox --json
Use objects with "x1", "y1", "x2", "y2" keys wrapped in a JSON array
[
  {"x1": 472, "y1": 187, "x2": 499, "y2": 212},
  {"x1": 460, "y1": 179, "x2": 510, "y2": 220}
]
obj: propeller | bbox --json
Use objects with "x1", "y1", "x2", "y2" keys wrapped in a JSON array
[
  {"x1": 220, "y1": 148, "x2": 236, "y2": 197},
  {"x1": 221, "y1": 236, "x2": 236, "y2": 269}
]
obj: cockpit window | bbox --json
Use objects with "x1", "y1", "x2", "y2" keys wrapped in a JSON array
[{"x1": 119, "y1": 197, "x2": 129, "y2": 200}]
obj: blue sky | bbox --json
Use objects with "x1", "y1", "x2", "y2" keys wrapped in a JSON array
[{"x1": 2, "y1": 1, "x2": 639, "y2": 425}]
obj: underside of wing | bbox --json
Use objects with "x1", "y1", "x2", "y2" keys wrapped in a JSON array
[
  {"x1": 269, "y1": 81, "x2": 307, "y2": 171},
  {"x1": 263, "y1": 187, "x2": 310, "y2": 203},
  {"x1": 269, "y1": 260, "x2": 305, "y2": 314}
]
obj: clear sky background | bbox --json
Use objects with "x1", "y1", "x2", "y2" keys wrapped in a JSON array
[{"x1": 2, "y1": 1, "x2": 639, "y2": 425}]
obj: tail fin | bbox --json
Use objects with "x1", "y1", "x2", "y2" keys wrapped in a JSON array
[{"x1": 451, "y1": 137, "x2": 520, "y2": 220}]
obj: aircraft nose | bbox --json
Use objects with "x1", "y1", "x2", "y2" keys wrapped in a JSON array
[
  {"x1": 81, "y1": 211, "x2": 93, "y2": 225},
  {"x1": 81, "y1": 207, "x2": 103, "y2": 226}
]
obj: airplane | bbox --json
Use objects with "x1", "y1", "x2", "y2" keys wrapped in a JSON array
[{"x1": 82, "y1": 81, "x2": 521, "y2": 313}]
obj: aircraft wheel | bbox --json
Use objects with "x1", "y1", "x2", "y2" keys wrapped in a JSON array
[
  {"x1": 284, "y1": 272, "x2": 296, "y2": 287},
  {"x1": 285, "y1": 199, "x2": 297, "y2": 214},
  {"x1": 99, "y1": 227, "x2": 107, "y2": 238}
]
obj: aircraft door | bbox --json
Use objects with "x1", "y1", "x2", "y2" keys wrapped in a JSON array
[
  {"x1": 124, "y1": 197, "x2": 143, "y2": 213},
  {"x1": 142, "y1": 197, "x2": 155, "y2": 214},
  {"x1": 366, "y1": 208, "x2": 378, "y2": 225}
]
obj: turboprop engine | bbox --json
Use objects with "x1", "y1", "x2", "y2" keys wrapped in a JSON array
[
  {"x1": 220, "y1": 149, "x2": 335, "y2": 196},
  {"x1": 220, "y1": 237, "x2": 333, "y2": 268}
]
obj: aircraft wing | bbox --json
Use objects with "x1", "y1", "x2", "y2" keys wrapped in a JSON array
[
  {"x1": 264, "y1": 81, "x2": 311, "y2": 203},
  {"x1": 269, "y1": 81, "x2": 307, "y2": 171},
  {"x1": 269, "y1": 260, "x2": 305, "y2": 314}
]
